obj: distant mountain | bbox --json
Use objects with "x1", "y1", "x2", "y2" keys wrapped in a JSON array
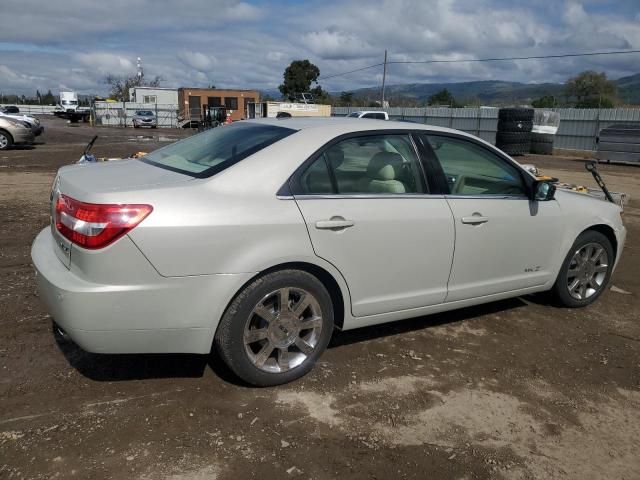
[
  {"x1": 349, "y1": 80, "x2": 563, "y2": 105},
  {"x1": 260, "y1": 74, "x2": 640, "y2": 106},
  {"x1": 616, "y1": 73, "x2": 640, "y2": 104},
  {"x1": 349, "y1": 75, "x2": 640, "y2": 106}
]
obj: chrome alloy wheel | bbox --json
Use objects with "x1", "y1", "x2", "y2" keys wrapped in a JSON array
[
  {"x1": 244, "y1": 287, "x2": 323, "y2": 373},
  {"x1": 566, "y1": 242, "x2": 609, "y2": 301},
  {"x1": 0, "y1": 133, "x2": 8, "y2": 149}
]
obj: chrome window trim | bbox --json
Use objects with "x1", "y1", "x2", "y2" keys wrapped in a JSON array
[
  {"x1": 444, "y1": 194, "x2": 529, "y2": 200},
  {"x1": 283, "y1": 193, "x2": 446, "y2": 200},
  {"x1": 280, "y1": 193, "x2": 526, "y2": 200}
]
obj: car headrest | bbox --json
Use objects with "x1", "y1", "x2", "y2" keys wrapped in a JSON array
[{"x1": 368, "y1": 151, "x2": 404, "y2": 180}]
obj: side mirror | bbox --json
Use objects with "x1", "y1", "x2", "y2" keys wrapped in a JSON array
[{"x1": 533, "y1": 181, "x2": 556, "y2": 201}]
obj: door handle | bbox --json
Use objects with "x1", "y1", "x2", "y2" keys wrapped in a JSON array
[
  {"x1": 315, "y1": 217, "x2": 355, "y2": 230},
  {"x1": 461, "y1": 214, "x2": 489, "y2": 225}
]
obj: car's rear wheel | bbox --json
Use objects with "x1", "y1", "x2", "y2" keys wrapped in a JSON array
[
  {"x1": 552, "y1": 230, "x2": 614, "y2": 307},
  {"x1": 214, "y1": 269, "x2": 334, "y2": 386},
  {"x1": 0, "y1": 130, "x2": 13, "y2": 150}
]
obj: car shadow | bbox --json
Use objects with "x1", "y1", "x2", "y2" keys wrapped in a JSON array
[
  {"x1": 54, "y1": 296, "x2": 538, "y2": 384},
  {"x1": 329, "y1": 297, "x2": 529, "y2": 348},
  {"x1": 53, "y1": 325, "x2": 208, "y2": 382}
]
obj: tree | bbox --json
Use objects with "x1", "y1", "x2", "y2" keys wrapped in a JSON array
[
  {"x1": 41, "y1": 89, "x2": 56, "y2": 105},
  {"x1": 565, "y1": 71, "x2": 617, "y2": 108},
  {"x1": 531, "y1": 95, "x2": 557, "y2": 108},
  {"x1": 104, "y1": 73, "x2": 162, "y2": 101},
  {"x1": 339, "y1": 91, "x2": 354, "y2": 106},
  {"x1": 279, "y1": 60, "x2": 324, "y2": 101},
  {"x1": 427, "y1": 88, "x2": 457, "y2": 106}
]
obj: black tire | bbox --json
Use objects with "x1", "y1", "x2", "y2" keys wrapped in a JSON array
[
  {"x1": 0, "y1": 130, "x2": 13, "y2": 150},
  {"x1": 530, "y1": 142, "x2": 553, "y2": 155},
  {"x1": 498, "y1": 108, "x2": 534, "y2": 122},
  {"x1": 497, "y1": 119, "x2": 533, "y2": 133},
  {"x1": 214, "y1": 269, "x2": 334, "y2": 386},
  {"x1": 496, "y1": 132, "x2": 532, "y2": 144},
  {"x1": 531, "y1": 133, "x2": 554, "y2": 144},
  {"x1": 552, "y1": 230, "x2": 614, "y2": 308},
  {"x1": 497, "y1": 141, "x2": 531, "y2": 156}
]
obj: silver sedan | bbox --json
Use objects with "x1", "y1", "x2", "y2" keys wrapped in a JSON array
[{"x1": 32, "y1": 118, "x2": 626, "y2": 386}]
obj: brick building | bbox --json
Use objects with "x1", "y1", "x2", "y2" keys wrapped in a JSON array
[{"x1": 178, "y1": 88, "x2": 260, "y2": 122}]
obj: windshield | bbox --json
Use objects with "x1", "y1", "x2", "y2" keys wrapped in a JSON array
[
  {"x1": 136, "y1": 110, "x2": 154, "y2": 116},
  {"x1": 139, "y1": 122, "x2": 296, "y2": 178}
]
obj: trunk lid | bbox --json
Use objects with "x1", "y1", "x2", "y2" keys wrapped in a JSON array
[
  {"x1": 56, "y1": 159, "x2": 193, "y2": 200},
  {"x1": 50, "y1": 159, "x2": 193, "y2": 269}
]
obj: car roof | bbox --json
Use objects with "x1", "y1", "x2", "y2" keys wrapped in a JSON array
[{"x1": 244, "y1": 116, "x2": 471, "y2": 137}]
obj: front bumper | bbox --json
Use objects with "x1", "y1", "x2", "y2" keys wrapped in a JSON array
[
  {"x1": 134, "y1": 120, "x2": 157, "y2": 127},
  {"x1": 31, "y1": 228, "x2": 253, "y2": 354},
  {"x1": 32, "y1": 125, "x2": 44, "y2": 137},
  {"x1": 12, "y1": 129, "x2": 35, "y2": 144}
]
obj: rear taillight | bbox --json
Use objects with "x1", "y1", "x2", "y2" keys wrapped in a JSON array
[{"x1": 55, "y1": 194, "x2": 152, "y2": 250}]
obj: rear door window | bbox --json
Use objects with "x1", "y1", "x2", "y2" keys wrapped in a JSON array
[{"x1": 298, "y1": 134, "x2": 426, "y2": 195}]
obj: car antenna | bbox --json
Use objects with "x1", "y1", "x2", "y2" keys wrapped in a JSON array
[
  {"x1": 584, "y1": 161, "x2": 615, "y2": 203},
  {"x1": 83, "y1": 135, "x2": 98, "y2": 156}
]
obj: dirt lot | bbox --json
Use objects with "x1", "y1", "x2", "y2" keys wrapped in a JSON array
[{"x1": 1, "y1": 117, "x2": 639, "y2": 480}]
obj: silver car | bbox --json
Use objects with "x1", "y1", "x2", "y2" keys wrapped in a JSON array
[
  {"x1": 32, "y1": 118, "x2": 626, "y2": 386},
  {"x1": 132, "y1": 110, "x2": 157, "y2": 128},
  {"x1": 0, "y1": 116, "x2": 35, "y2": 150}
]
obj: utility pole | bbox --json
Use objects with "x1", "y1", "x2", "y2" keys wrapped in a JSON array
[{"x1": 381, "y1": 50, "x2": 388, "y2": 108}]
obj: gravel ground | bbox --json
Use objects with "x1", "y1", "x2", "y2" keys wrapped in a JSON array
[{"x1": 1, "y1": 117, "x2": 639, "y2": 480}]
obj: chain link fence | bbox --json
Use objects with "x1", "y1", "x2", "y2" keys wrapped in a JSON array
[
  {"x1": 93, "y1": 102, "x2": 179, "y2": 128},
  {"x1": 5, "y1": 103, "x2": 640, "y2": 151}
]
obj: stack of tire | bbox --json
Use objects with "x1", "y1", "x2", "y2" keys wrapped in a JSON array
[
  {"x1": 530, "y1": 132, "x2": 554, "y2": 155},
  {"x1": 496, "y1": 108, "x2": 534, "y2": 156}
]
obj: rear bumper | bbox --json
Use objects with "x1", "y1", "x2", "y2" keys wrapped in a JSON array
[{"x1": 31, "y1": 228, "x2": 254, "y2": 354}]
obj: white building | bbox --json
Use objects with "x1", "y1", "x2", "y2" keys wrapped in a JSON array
[{"x1": 129, "y1": 87, "x2": 178, "y2": 105}]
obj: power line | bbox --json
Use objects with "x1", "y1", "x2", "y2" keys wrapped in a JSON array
[
  {"x1": 317, "y1": 49, "x2": 640, "y2": 81},
  {"x1": 318, "y1": 63, "x2": 383, "y2": 80}
]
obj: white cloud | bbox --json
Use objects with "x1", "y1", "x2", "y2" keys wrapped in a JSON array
[
  {"x1": 0, "y1": 0, "x2": 639, "y2": 95},
  {"x1": 180, "y1": 51, "x2": 218, "y2": 72},
  {"x1": 303, "y1": 29, "x2": 377, "y2": 59},
  {"x1": 74, "y1": 53, "x2": 136, "y2": 75}
]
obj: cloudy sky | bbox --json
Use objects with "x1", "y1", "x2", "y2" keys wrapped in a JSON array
[{"x1": 1, "y1": 0, "x2": 640, "y2": 96}]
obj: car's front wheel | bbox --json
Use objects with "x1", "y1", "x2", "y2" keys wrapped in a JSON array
[
  {"x1": 0, "y1": 130, "x2": 13, "y2": 150},
  {"x1": 552, "y1": 230, "x2": 614, "y2": 307},
  {"x1": 214, "y1": 269, "x2": 334, "y2": 386}
]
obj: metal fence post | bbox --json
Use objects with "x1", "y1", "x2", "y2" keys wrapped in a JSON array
[{"x1": 594, "y1": 109, "x2": 600, "y2": 152}]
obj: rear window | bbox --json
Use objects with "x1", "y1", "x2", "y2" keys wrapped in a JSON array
[{"x1": 139, "y1": 122, "x2": 296, "y2": 178}]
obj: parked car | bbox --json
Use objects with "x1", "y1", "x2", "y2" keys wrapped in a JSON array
[
  {"x1": 133, "y1": 110, "x2": 157, "y2": 128},
  {"x1": 1, "y1": 106, "x2": 20, "y2": 114},
  {"x1": 0, "y1": 110, "x2": 44, "y2": 136},
  {"x1": 347, "y1": 111, "x2": 389, "y2": 120},
  {"x1": 32, "y1": 118, "x2": 626, "y2": 386},
  {"x1": 0, "y1": 116, "x2": 35, "y2": 150}
]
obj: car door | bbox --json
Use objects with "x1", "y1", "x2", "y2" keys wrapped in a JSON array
[
  {"x1": 419, "y1": 133, "x2": 564, "y2": 302},
  {"x1": 290, "y1": 132, "x2": 455, "y2": 317}
]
